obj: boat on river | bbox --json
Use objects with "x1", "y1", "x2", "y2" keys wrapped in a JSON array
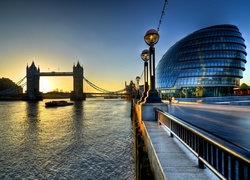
[{"x1": 45, "y1": 100, "x2": 74, "y2": 107}]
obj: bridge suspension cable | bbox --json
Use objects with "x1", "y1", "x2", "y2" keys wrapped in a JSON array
[
  {"x1": 16, "y1": 76, "x2": 26, "y2": 86},
  {"x1": 83, "y1": 77, "x2": 125, "y2": 94},
  {"x1": 21, "y1": 82, "x2": 27, "y2": 88}
]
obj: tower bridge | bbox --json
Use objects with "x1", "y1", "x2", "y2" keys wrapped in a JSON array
[
  {"x1": 0, "y1": 61, "x2": 131, "y2": 101},
  {"x1": 22, "y1": 61, "x2": 84, "y2": 101}
]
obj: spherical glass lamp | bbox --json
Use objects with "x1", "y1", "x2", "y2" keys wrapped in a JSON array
[
  {"x1": 144, "y1": 29, "x2": 159, "y2": 46},
  {"x1": 140, "y1": 49, "x2": 149, "y2": 61}
]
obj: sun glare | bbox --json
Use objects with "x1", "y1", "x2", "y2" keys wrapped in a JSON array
[{"x1": 40, "y1": 77, "x2": 50, "y2": 93}]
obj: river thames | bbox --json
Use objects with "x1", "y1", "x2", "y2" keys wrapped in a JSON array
[{"x1": 0, "y1": 99, "x2": 134, "y2": 179}]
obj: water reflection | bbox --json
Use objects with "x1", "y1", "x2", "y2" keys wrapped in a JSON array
[
  {"x1": 71, "y1": 101, "x2": 84, "y2": 143},
  {"x1": 24, "y1": 102, "x2": 40, "y2": 141},
  {"x1": 0, "y1": 99, "x2": 134, "y2": 179}
]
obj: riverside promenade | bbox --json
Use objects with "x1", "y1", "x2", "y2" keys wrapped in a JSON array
[{"x1": 134, "y1": 101, "x2": 250, "y2": 180}]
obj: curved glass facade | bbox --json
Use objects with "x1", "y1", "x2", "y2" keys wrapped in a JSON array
[{"x1": 156, "y1": 24, "x2": 247, "y2": 98}]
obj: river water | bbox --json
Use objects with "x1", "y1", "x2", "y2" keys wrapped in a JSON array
[{"x1": 0, "y1": 99, "x2": 134, "y2": 179}]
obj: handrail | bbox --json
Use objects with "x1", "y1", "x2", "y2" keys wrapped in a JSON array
[{"x1": 155, "y1": 108, "x2": 250, "y2": 180}]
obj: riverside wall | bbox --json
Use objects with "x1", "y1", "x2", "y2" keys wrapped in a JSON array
[{"x1": 133, "y1": 103, "x2": 166, "y2": 180}]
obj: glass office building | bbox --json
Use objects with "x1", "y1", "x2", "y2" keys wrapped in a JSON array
[{"x1": 156, "y1": 24, "x2": 247, "y2": 99}]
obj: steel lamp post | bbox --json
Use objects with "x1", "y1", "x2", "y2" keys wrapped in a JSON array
[
  {"x1": 137, "y1": 49, "x2": 149, "y2": 104},
  {"x1": 143, "y1": 29, "x2": 162, "y2": 103}
]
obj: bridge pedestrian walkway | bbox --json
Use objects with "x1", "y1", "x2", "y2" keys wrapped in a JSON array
[{"x1": 143, "y1": 120, "x2": 218, "y2": 180}]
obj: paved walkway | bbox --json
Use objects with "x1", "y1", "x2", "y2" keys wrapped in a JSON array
[{"x1": 143, "y1": 121, "x2": 219, "y2": 180}]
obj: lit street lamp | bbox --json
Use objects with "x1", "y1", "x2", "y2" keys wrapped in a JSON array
[
  {"x1": 138, "y1": 49, "x2": 149, "y2": 104},
  {"x1": 143, "y1": 29, "x2": 162, "y2": 103}
]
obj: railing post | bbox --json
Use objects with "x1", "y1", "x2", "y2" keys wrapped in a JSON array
[
  {"x1": 170, "y1": 119, "x2": 173, "y2": 137},
  {"x1": 198, "y1": 136, "x2": 205, "y2": 168}
]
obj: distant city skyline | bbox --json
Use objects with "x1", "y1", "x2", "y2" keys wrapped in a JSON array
[{"x1": 1, "y1": 0, "x2": 250, "y2": 93}]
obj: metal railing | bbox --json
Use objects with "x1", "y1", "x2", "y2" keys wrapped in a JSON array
[{"x1": 155, "y1": 108, "x2": 250, "y2": 180}]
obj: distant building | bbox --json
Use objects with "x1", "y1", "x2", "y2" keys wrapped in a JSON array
[{"x1": 156, "y1": 24, "x2": 247, "y2": 99}]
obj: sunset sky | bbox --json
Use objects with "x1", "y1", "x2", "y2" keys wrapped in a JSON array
[{"x1": 0, "y1": 0, "x2": 250, "y2": 93}]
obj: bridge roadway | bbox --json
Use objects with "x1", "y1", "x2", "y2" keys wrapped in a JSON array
[
  {"x1": 38, "y1": 72, "x2": 73, "y2": 76},
  {"x1": 167, "y1": 102, "x2": 250, "y2": 152}
]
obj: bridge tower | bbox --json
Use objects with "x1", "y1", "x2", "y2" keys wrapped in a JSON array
[
  {"x1": 22, "y1": 61, "x2": 43, "y2": 101},
  {"x1": 71, "y1": 61, "x2": 86, "y2": 100}
]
